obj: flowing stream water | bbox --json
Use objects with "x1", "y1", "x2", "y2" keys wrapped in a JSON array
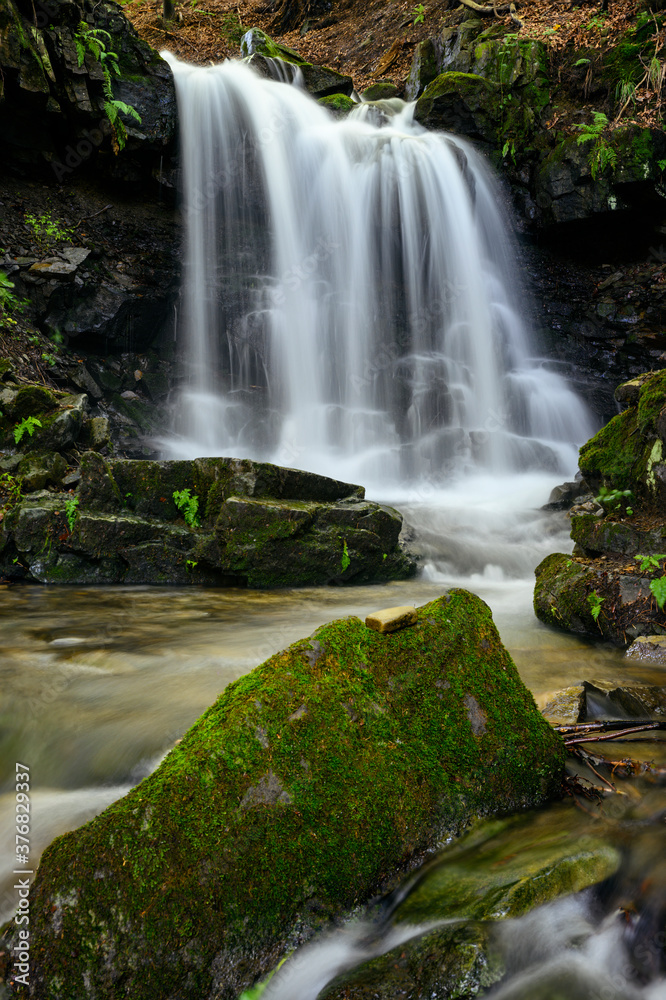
[{"x1": 2, "y1": 54, "x2": 665, "y2": 1000}]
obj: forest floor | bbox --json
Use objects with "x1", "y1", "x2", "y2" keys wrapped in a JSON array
[{"x1": 123, "y1": 0, "x2": 660, "y2": 109}]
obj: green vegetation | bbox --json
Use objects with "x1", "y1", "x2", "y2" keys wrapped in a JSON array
[
  {"x1": 64, "y1": 496, "x2": 80, "y2": 533},
  {"x1": 74, "y1": 22, "x2": 141, "y2": 152},
  {"x1": 24, "y1": 212, "x2": 73, "y2": 247},
  {"x1": 412, "y1": 3, "x2": 425, "y2": 25},
  {"x1": 13, "y1": 416, "x2": 42, "y2": 445},
  {"x1": 572, "y1": 111, "x2": 617, "y2": 180},
  {"x1": 587, "y1": 591, "x2": 604, "y2": 623},
  {"x1": 340, "y1": 538, "x2": 350, "y2": 572},
  {"x1": 172, "y1": 487, "x2": 200, "y2": 528},
  {"x1": 595, "y1": 485, "x2": 633, "y2": 513},
  {"x1": 650, "y1": 576, "x2": 666, "y2": 611},
  {"x1": 635, "y1": 553, "x2": 666, "y2": 572},
  {"x1": 0, "y1": 271, "x2": 29, "y2": 331}
]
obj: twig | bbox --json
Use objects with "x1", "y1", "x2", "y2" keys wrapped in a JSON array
[
  {"x1": 458, "y1": 0, "x2": 516, "y2": 15},
  {"x1": 556, "y1": 720, "x2": 665, "y2": 736},
  {"x1": 74, "y1": 204, "x2": 113, "y2": 229},
  {"x1": 565, "y1": 722, "x2": 663, "y2": 746},
  {"x1": 568, "y1": 746, "x2": 616, "y2": 792}
]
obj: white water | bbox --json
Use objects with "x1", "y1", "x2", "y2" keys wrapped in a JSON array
[{"x1": 163, "y1": 55, "x2": 593, "y2": 486}]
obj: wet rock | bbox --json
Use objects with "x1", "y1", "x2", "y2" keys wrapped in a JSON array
[
  {"x1": 535, "y1": 685, "x2": 586, "y2": 726},
  {"x1": 4, "y1": 454, "x2": 415, "y2": 587},
  {"x1": 321, "y1": 809, "x2": 619, "y2": 1000},
  {"x1": 626, "y1": 635, "x2": 666, "y2": 664},
  {"x1": 414, "y1": 72, "x2": 500, "y2": 146},
  {"x1": 0, "y1": 0, "x2": 176, "y2": 177},
  {"x1": 16, "y1": 450, "x2": 67, "y2": 491},
  {"x1": 542, "y1": 479, "x2": 589, "y2": 512},
  {"x1": 16, "y1": 593, "x2": 566, "y2": 999},
  {"x1": 534, "y1": 552, "x2": 666, "y2": 648},
  {"x1": 583, "y1": 679, "x2": 666, "y2": 718},
  {"x1": 571, "y1": 513, "x2": 666, "y2": 558},
  {"x1": 405, "y1": 38, "x2": 439, "y2": 100}
]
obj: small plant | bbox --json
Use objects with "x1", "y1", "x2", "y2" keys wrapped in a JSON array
[
  {"x1": 412, "y1": 2, "x2": 425, "y2": 24},
  {"x1": 635, "y1": 553, "x2": 666, "y2": 572},
  {"x1": 573, "y1": 112, "x2": 617, "y2": 180},
  {"x1": 587, "y1": 591, "x2": 604, "y2": 623},
  {"x1": 650, "y1": 575, "x2": 666, "y2": 611},
  {"x1": 64, "y1": 496, "x2": 79, "y2": 533},
  {"x1": 574, "y1": 57, "x2": 591, "y2": 67},
  {"x1": 0, "y1": 271, "x2": 28, "y2": 318},
  {"x1": 594, "y1": 485, "x2": 633, "y2": 512},
  {"x1": 13, "y1": 416, "x2": 42, "y2": 445},
  {"x1": 173, "y1": 488, "x2": 200, "y2": 528},
  {"x1": 24, "y1": 212, "x2": 74, "y2": 247},
  {"x1": 74, "y1": 21, "x2": 142, "y2": 152},
  {"x1": 41, "y1": 352, "x2": 58, "y2": 367},
  {"x1": 340, "y1": 538, "x2": 350, "y2": 572},
  {"x1": 0, "y1": 472, "x2": 22, "y2": 505},
  {"x1": 186, "y1": 559, "x2": 198, "y2": 571}
]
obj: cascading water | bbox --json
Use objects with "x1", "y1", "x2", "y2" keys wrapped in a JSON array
[{"x1": 163, "y1": 55, "x2": 594, "y2": 489}]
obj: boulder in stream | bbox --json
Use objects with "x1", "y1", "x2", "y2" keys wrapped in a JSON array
[{"x1": 9, "y1": 592, "x2": 565, "y2": 999}]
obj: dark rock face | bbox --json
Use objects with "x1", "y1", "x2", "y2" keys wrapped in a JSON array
[
  {"x1": 10, "y1": 593, "x2": 565, "y2": 999},
  {"x1": 1, "y1": 451, "x2": 416, "y2": 586},
  {"x1": 0, "y1": 0, "x2": 176, "y2": 179}
]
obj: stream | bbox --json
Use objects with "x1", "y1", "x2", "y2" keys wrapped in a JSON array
[{"x1": 2, "y1": 476, "x2": 666, "y2": 997}]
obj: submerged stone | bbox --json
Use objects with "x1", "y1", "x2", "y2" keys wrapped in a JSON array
[{"x1": 15, "y1": 593, "x2": 565, "y2": 999}]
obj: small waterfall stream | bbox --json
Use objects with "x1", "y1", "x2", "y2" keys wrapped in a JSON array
[{"x1": 163, "y1": 55, "x2": 593, "y2": 485}]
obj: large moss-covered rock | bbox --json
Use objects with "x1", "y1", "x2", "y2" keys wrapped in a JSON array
[
  {"x1": 1, "y1": 453, "x2": 415, "y2": 586},
  {"x1": 579, "y1": 369, "x2": 666, "y2": 503},
  {"x1": 14, "y1": 593, "x2": 565, "y2": 999}
]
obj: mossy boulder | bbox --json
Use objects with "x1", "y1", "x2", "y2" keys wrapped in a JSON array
[
  {"x1": 361, "y1": 80, "x2": 399, "y2": 101},
  {"x1": 241, "y1": 27, "x2": 353, "y2": 97},
  {"x1": 413, "y1": 72, "x2": 500, "y2": 145},
  {"x1": 579, "y1": 369, "x2": 666, "y2": 503},
  {"x1": 534, "y1": 551, "x2": 666, "y2": 647},
  {"x1": 318, "y1": 93, "x2": 355, "y2": 117},
  {"x1": 16, "y1": 450, "x2": 67, "y2": 491},
  {"x1": 14, "y1": 592, "x2": 565, "y2": 999}
]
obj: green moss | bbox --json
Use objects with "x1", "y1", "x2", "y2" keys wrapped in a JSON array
[
  {"x1": 636, "y1": 369, "x2": 666, "y2": 435},
  {"x1": 318, "y1": 93, "x2": 355, "y2": 114},
  {"x1": 20, "y1": 593, "x2": 564, "y2": 999},
  {"x1": 579, "y1": 406, "x2": 647, "y2": 491}
]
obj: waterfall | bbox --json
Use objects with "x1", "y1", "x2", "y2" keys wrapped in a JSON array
[{"x1": 163, "y1": 55, "x2": 593, "y2": 489}]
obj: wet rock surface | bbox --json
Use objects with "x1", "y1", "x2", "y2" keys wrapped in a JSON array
[{"x1": 0, "y1": 450, "x2": 416, "y2": 586}]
